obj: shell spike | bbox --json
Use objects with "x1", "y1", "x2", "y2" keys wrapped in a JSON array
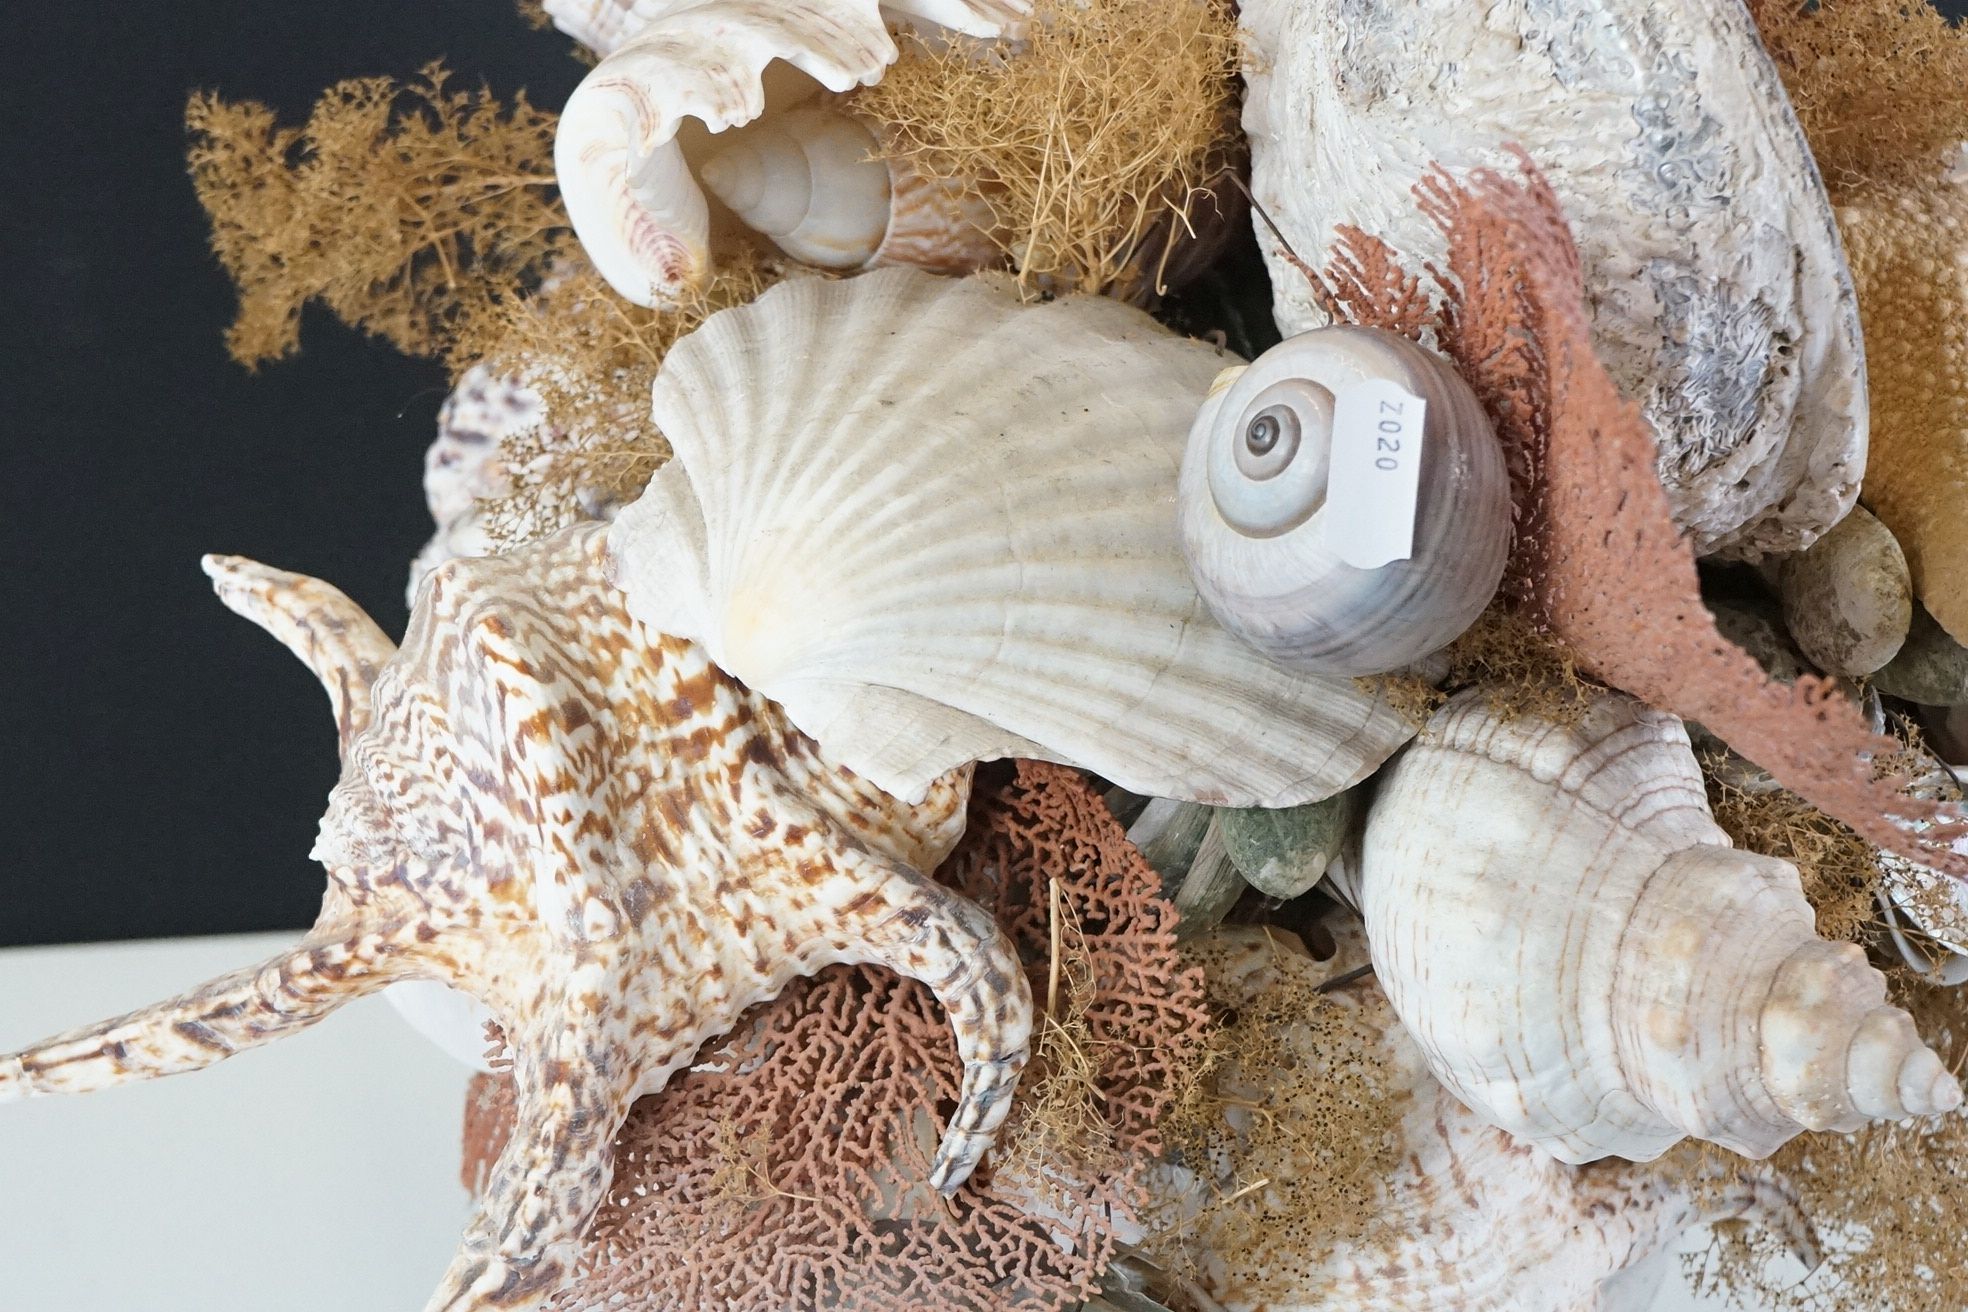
[
  {"x1": 203, "y1": 553, "x2": 397, "y2": 753},
  {"x1": 0, "y1": 929, "x2": 419, "y2": 1099}
]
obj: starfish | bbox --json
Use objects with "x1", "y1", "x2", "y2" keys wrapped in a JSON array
[{"x1": 0, "y1": 522, "x2": 1033, "y2": 1312}]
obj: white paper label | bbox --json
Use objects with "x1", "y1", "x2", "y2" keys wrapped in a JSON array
[{"x1": 1324, "y1": 377, "x2": 1426, "y2": 570}]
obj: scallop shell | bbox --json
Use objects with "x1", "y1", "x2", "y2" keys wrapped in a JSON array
[
  {"x1": 1157, "y1": 923, "x2": 1820, "y2": 1312},
  {"x1": 1350, "y1": 688, "x2": 1962, "y2": 1163},
  {"x1": 1238, "y1": 0, "x2": 1867, "y2": 560},
  {"x1": 606, "y1": 267, "x2": 1418, "y2": 807},
  {"x1": 1178, "y1": 326, "x2": 1511, "y2": 676},
  {"x1": 553, "y1": 0, "x2": 1023, "y2": 307}
]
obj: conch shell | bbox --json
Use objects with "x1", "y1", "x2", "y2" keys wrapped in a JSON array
[
  {"x1": 1237, "y1": 0, "x2": 1866, "y2": 560},
  {"x1": 2, "y1": 527, "x2": 1032, "y2": 1312},
  {"x1": 607, "y1": 267, "x2": 1419, "y2": 806},
  {"x1": 553, "y1": 0, "x2": 1022, "y2": 306},
  {"x1": 1345, "y1": 688, "x2": 1962, "y2": 1163},
  {"x1": 1156, "y1": 924, "x2": 1820, "y2": 1312}
]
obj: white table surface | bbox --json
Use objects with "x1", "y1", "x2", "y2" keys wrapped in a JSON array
[{"x1": 0, "y1": 934, "x2": 1756, "y2": 1311}]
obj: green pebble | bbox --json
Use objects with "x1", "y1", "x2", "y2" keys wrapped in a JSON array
[{"x1": 1218, "y1": 789, "x2": 1362, "y2": 900}]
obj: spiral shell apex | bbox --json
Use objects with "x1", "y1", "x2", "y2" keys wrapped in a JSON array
[{"x1": 1179, "y1": 326, "x2": 1511, "y2": 677}]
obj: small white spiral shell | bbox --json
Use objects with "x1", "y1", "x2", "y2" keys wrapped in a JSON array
[
  {"x1": 1178, "y1": 326, "x2": 1512, "y2": 677},
  {"x1": 699, "y1": 107, "x2": 895, "y2": 269}
]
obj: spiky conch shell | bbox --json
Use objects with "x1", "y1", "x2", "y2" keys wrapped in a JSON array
[
  {"x1": 1338, "y1": 688, "x2": 1961, "y2": 1163},
  {"x1": 1154, "y1": 924, "x2": 1819, "y2": 1312},
  {"x1": 552, "y1": 0, "x2": 1024, "y2": 307},
  {"x1": 607, "y1": 267, "x2": 1418, "y2": 807},
  {"x1": 1237, "y1": 0, "x2": 1865, "y2": 560}
]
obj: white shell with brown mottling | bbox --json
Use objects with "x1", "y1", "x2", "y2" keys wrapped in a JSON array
[
  {"x1": 1239, "y1": 0, "x2": 1866, "y2": 560},
  {"x1": 1351, "y1": 689, "x2": 1961, "y2": 1163},
  {"x1": 1, "y1": 525, "x2": 1032, "y2": 1312},
  {"x1": 608, "y1": 268, "x2": 1419, "y2": 807},
  {"x1": 1163, "y1": 923, "x2": 1820, "y2": 1312}
]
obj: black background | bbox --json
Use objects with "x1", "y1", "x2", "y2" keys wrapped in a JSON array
[
  {"x1": 3, "y1": 4, "x2": 1965, "y2": 947},
  {"x1": 1, "y1": 5, "x2": 582, "y2": 946}
]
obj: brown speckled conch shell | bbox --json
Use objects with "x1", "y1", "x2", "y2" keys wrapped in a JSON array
[{"x1": 0, "y1": 523, "x2": 1032, "y2": 1312}]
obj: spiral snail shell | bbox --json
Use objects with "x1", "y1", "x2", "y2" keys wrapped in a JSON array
[
  {"x1": 698, "y1": 103, "x2": 1001, "y2": 274},
  {"x1": 1178, "y1": 326, "x2": 1512, "y2": 678}
]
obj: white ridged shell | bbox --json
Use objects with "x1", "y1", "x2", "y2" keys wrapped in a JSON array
[
  {"x1": 553, "y1": 0, "x2": 1023, "y2": 307},
  {"x1": 1353, "y1": 689, "x2": 1962, "y2": 1163},
  {"x1": 607, "y1": 268, "x2": 1418, "y2": 806},
  {"x1": 1239, "y1": 0, "x2": 1866, "y2": 560},
  {"x1": 1179, "y1": 326, "x2": 1511, "y2": 676}
]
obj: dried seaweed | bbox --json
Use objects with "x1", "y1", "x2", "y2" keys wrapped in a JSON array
[
  {"x1": 1293, "y1": 156, "x2": 1968, "y2": 876},
  {"x1": 454, "y1": 251, "x2": 792, "y2": 549},
  {"x1": 1680, "y1": 976, "x2": 1968, "y2": 1312},
  {"x1": 1363, "y1": 606, "x2": 1601, "y2": 729},
  {"x1": 185, "y1": 63, "x2": 563, "y2": 367},
  {"x1": 1144, "y1": 931, "x2": 1401, "y2": 1299},
  {"x1": 857, "y1": 0, "x2": 1241, "y2": 300},
  {"x1": 1746, "y1": 0, "x2": 1968, "y2": 644},
  {"x1": 460, "y1": 762, "x2": 1206, "y2": 1312},
  {"x1": 1747, "y1": 0, "x2": 1968, "y2": 190}
]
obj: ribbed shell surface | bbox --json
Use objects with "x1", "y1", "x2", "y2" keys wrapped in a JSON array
[{"x1": 607, "y1": 268, "x2": 1418, "y2": 805}]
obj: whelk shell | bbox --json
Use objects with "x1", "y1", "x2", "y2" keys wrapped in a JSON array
[{"x1": 1349, "y1": 688, "x2": 1961, "y2": 1163}]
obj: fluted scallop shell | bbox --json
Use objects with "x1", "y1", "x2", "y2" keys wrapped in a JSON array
[
  {"x1": 1351, "y1": 688, "x2": 1961, "y2": 1163},
  {"x1": 553, "y1": 0, "x2": 1023, "y2": 307},
  {"x1": 1239, "y1": 0, "x2": 1866, "y2": 560},
  {"x1": 1178, "y1": 326, "x2": 1510, "y2": 676},
  {"x1": 1157, "y1": 924, "x2": 1819, "y2": 1312},
  {"x1": 607, "y1": 267, "x2": 1418, "y2": 807}
]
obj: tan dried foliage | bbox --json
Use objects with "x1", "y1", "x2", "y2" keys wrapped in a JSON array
[
  {"x1": 1747, "y1": 0, "x2": 1968, "y2": 190},
  {"x1": 1680, "y1": 976, "x2": 1968, "y2": 1312},
  {"x1": 857, "y1": 0, "x2": 1241, "y2": 300},
  {"x1": 185, "y1": 63, "x2": 563, "y2": 367},
  {"x1": 1144, "y1": 931, "x2": 1400, "y2": 1300},
  {"x1": 1703, "y1": 759, "x2": 1884, "y2": 944},
  {"x1": 1286, "y1": 156, "x2": 1968, "y2": 876},
  {"x1": 1747, "y1": 1, "x2": 1968, "y2": 645},
  {"x1": 457, "y1": 251, "x2": 791, "y2": 549},
  {"x1": 461, "y1": 761, "x2": 1206, "y2": 1312},
  {"x1": 1366, "y1": 606, "x2": 1600, "y2": 729}
]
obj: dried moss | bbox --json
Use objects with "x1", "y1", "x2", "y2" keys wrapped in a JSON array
[
  {"x1": 1360, "y1": 606, "x2": 1600, "y2": 729},
  {"x1": 1681, "y1": 981, "x2": 1968, "y2": 1312},
  {"x1": 1146, "y1": 931, "x2": 1401, "y2": 1299},
  {"x1": 456, "y1": 250, "x2": 792, "y2": 549},
  {"x1": 1703, "y1": 758, "x2": 1884, "y2": 944},
  {"x1": 858, "y1": 0, "x2": 1241, "y2": 300},
  {"x1": 186, "y1": 63, "x2": 563, "y2": 367},
  {"x1": 1749, "y1": 0, "x2": 1968, "y2": 190}
]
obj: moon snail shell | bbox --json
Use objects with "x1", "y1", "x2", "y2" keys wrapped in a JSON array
[{"x1": 1178, "y1": 326, "x2": 1512, "y2": 677}]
